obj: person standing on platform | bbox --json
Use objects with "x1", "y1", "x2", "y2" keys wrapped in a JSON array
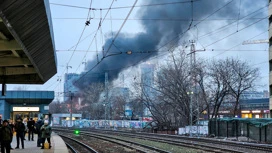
[
  {"x1": 23, "y1": 119, "x2": 27, "y2": 140},
  {"x1": 27, "y1": 118, "x2": 35, "y2": 141},
  {"x1": 8, "y1": 120, "x2": 15, "y2": 150},
  {"x1": 0, "y1": 120, "x2": 13, "y2": 153},
  {"x1": 0, "y1": 116, "x2": 3, "y2": 127},
  {"x1": 40, "y1": 120, "x2": 52, "y2": 149},
  {"x1": 35, "y1": 117, "x2": 44, "y2": 147},
  {"x1": 14, "y1": 118, "x2": 25, "y2": 149}
]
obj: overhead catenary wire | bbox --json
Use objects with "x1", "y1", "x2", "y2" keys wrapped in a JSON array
[
  {"x1": 104, "y1": 0, "x2": 138, "y2": 57},
  {"x1": 62, "y1": 0, "x2": 239, "y2": 86},
  {"x1": 199, "y1": 5, "x2": 268, "y2": 40},
  {"x1": 53, "y1": 17, "x2": 268, "y2": 21},
  {"x1": 56, "y1": 48, "x2": 268, "y2": 53},
  {"x1": 204, "y1": 16, "x2": 268, "y2": 49},
  {"x1": 73, "y1": 0, "x2": 218, "y2": 86},
  {"x1": 59, "y1": 0, "x2": 94, "y2": 77},
  {"x1": 52, "y1": 0, "x2": 117, "y2": 93},
  {"x1": 203, "y1": 29, "x2": 269, "y2": 62},
  {"x1": 73, "y1": 0, "x2": 115, "y2": 74},
  {"x1": 52, "y1": 0, "x2": 94, "y2": 91},
  {"x1": 50, "y1": 0, "x2": 200, "y2": 10},
  {"x1": 46, "y1": 0, "x2": 268, "y2": 93},
  {"x1": 236, "y1": 0, "x2": 242, "y2": 32},
  {"x1": 101, "y1": 26, "x2": 270, "y2": 89},
  {"x1": 193, "y1": 0, "x2": 234, "y2": 27}
]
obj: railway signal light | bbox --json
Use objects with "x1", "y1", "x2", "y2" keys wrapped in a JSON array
[{"x1": 74, "y1": 129, "x2": 80, "y2": 135}]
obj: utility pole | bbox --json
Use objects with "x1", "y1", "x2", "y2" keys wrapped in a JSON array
[
  {"x1": 188, "y1": 40, "x2": 205, "y2": 136},
  {"x1": 69, "y1": 91, "x2": 74, "y2": 127},
  {"x1": 105, "y1": 72, "x2": 109, "y2": 120},
  {"x1": 140, "y1": 71, "x2": 144, "y2": 128},
  {"x1": 65, "y1": 64, "x2": 72, "y2": 101}
]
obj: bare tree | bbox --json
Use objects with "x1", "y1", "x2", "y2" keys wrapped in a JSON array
[
  {"x1": 131, "y1": 51, "x2": 192, "y2": 129},
  {"x1": 111, "y1": 94, "x2": 127, "y2": 120},
  {"x1": 80, "y1": 83, "x2": 104, "y2": 119},
  {"x1": 49, "y1": 101, "x2": 61, "y2": 114},
  {"x1": 224, "y1": 58, "x2": 260, "y2": 117},
  {"x1": 49, "y1": 101, "x2": 68, "y2": 114},
  {"x1": 194, "y1": 60, "x2": 211, "y2": 119},
  {"x1": 207, "y1": 59, "x2": 230, "y2": 119}
]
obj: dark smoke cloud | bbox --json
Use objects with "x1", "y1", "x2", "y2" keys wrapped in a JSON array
[{"x1": 76, "y1": 0, "x2": 265, "y2": 89}]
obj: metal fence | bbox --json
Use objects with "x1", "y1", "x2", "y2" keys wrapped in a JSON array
[{"x1": 209, "y1": 119, "x2": 272, "y2": 143}]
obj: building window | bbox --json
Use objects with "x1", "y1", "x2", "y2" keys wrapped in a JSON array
[
  {"x1": 270, "y1": 85, "x2": 272, "y2": 96},
  {"x1": 270, "y1": 60, "x2": 272, "y2": 72}
]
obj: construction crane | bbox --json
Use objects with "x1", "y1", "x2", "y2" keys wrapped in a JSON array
[{"x1": 242, "y1": 39, "x2": 268, "y2": 45}]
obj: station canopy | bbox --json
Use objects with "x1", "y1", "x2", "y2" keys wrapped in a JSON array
[
  {"x1": 0, "y1": 91, "x2": 54, "y2": 105},
  {"x1": 0, "y1": 0, "x2": 57, "y2": 84}
]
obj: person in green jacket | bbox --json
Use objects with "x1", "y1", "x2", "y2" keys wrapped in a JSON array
[
  {"x1": 0, "y1": 120, "x2": 13, "y2": 153},
  {"x1": 40, "y1": 120, "x2": 52, "y2": 149}
]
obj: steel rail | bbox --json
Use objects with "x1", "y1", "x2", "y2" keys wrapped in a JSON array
[{"x1": 59, "y1": 134, "x2": 99, "y2": 153}]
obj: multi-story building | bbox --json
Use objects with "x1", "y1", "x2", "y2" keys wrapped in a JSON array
[
  {"x1": 240, "y1": 90, "x2": 269, "y2": 100},
  {"x1": 141, "y1": 63, "x2": 155, "y2": 117},
  {"x1": 240, "y1": 98, "x2": 270, "y2": 118},
  {"x1": 64, "y1": 73, "x2": 80, "y2": 101}
]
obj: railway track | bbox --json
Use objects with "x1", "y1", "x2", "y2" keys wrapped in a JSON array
[
  {"x1": 98, "y1": 129, "x2": 272, "y2": 153},
  {"x1": 65, "y1": 142, "x2": 79, "y2": 153},
  {"x1": 57, "y1": 131, "x2": 171, "y2": 153},
  {"x1": 55, "y1": 128, "x2": 259, "y2": 152},
  {"x1": 59, "y1": 134, "x2": 99, "y2": 153}
]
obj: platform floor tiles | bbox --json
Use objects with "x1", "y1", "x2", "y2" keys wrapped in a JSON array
[{"x1": 10, "y1": 132, "x2": 68, "y2": 153}]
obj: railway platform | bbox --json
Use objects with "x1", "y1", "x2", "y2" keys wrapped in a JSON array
[{"x1": 10, "y1": 132, "x2": 68, "y2": 153}]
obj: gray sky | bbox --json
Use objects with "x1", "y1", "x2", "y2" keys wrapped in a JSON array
[{"x1": 8, "y1": 0, "x2": 269, "y2": 98}]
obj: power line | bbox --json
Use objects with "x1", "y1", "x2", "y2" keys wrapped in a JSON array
[
  {"x1": 74, "y1": 0, "x2": 116, "y2": 74},
  {"x1": 53, "y1": 1, "x2": 94, "y2": 91},
  {"x1": 75, "y1": 0, "x2": 240, "y2": 81},
  {"x1": 51, "y1": 0, "x2": 116, "y2": 91},
  {"x1": 50, "y1": 0, "x2": 200, "y2": 10},
  {"x1": 66, "y1": 30, "x2": 97, "y2": 51},
  {"x1": 204, "y1": 16, "x2": 268, "y2": 48},
  {"x1": 209, "y1": 29, "x2": 268, "y2": 59},
  {"x1": 198, "y1": 5, "x2": 268, "y2": 39},
  {"x1": 53, "y1": 17, "x2": 268, "y2": 21},
  {"x1": 50, "y1": 1, "x2": 269, "y2": 93},
  {"x1": 193, "y1": 0, "x2": 234, "y2": 27},
  {"x1": 64, "y1": 1, "x2": 94, "y2": 67},
  {"x1": 104, "y1": 0, "x2": 138, "y2": 57},
  {"x1": 56, "y1": 48, "x2": 268, "y2": 53}
]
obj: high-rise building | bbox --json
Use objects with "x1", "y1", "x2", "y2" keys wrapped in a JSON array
[
  {"x1": 64, "y1": 73, "x2": 80, "y2": 101},
  {"x1": 141, "y1": 63, "x2": 155, "y2": 117},
  {"x1": 240, "y1": 90, "x2": 269, "y2": 100},
  {"x1": 141, "y1": 63, "x2": 155, "y2": 94}
]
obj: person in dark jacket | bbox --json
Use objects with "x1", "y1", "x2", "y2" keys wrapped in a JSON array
[
  {"x1": 27, "y1": 118, "x2": 35, "y2": 141},
  {"x1": 35, "y1": 117, "x2": 44, "y2": 147},
  {"x1": 14, "y1": 118, "x2": 25, "y2": 149},
  {"x1": 8, "y1": 120, "x2": 15, "y2": 150},
  {"x1": 0, "y1": 120, "x2": 13, "y2": 153},
  {"x1": 0, "y1": 116, "x2": 3, "y2": 127},
  {"x1": 40, "y1": 120, "x2": 52, "y2": 149}
]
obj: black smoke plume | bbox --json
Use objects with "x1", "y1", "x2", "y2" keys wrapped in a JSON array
[{"x1": 75, "y1": 0, "x2": 266, "y2": 90}]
